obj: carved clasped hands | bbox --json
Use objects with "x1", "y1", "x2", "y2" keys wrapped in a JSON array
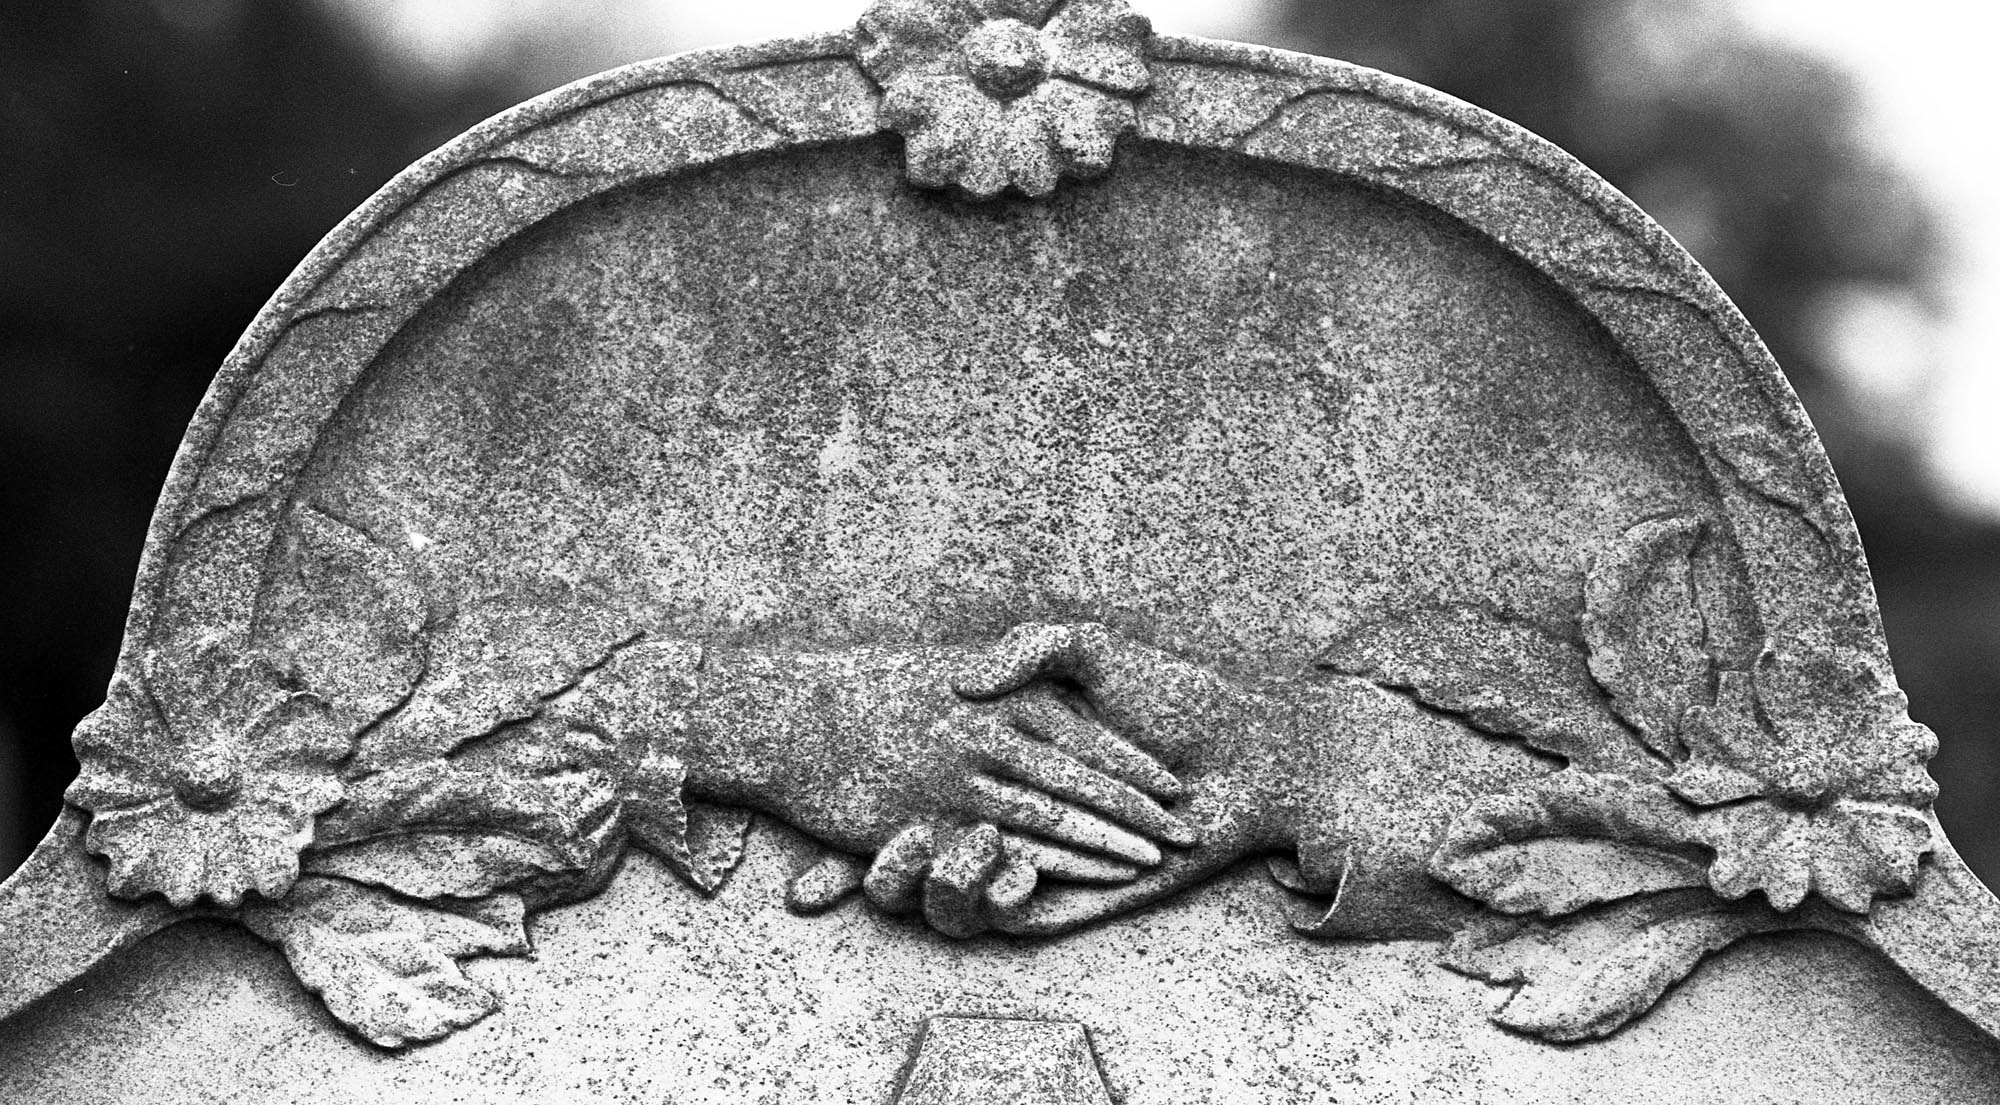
[
  {"x1": 732, "y1": 621, "x2": 1315, "y2": 940},
  {"x1": 943, "y1": 622, "x2": 1324, "y2": 935},
  {"x1": 652, "y1": 643, "x2": 1199, "y2": 938}
]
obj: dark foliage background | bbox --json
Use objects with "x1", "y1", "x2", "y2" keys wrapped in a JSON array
[{"x1": 2, "y1": 0, "x2": 1995, "y2": 888}]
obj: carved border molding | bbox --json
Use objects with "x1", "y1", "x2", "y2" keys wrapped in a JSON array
[{"x1": 4, "y1": 3, "x2": 1995, "y2": 1052}]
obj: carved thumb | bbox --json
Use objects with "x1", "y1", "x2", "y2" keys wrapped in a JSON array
[{"x1": 951, "y1": 622, "x2": 1107, "y2": 700}]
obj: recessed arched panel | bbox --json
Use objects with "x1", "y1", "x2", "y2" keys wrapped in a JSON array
[{"x1": 295, "y1": 140, "x2": 1721, "y2": 675}]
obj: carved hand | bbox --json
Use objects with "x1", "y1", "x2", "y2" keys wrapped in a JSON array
[
  {"x1": 834, "y1": 684, "x2": 1213, "y2": 938},
  {"x1": 950, "y1": 622, "x2": 1320, "y2": 935},
  {"x1": 665, "y1": 644, "x2": 1198, "y2": 935}
]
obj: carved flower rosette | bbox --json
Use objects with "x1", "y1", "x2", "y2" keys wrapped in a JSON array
[
  {"x1": 64, "y1": 509, "x2": 429, "y2": 909},
  {"x1": 858, "y1": 0, "x2": 1154, "y2": 197},
  {"x1": 67, "y1": 651, "x2": 346, "y2": 908},
  {"x1": 59, "y1": 505, "x2": 752, "y2": 1046}
]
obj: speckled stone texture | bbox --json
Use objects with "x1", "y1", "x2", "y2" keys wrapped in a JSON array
[
  {"x1": 5, "y1": 15, "x2": 2000, "y2": 1103},
  {"x1": 5, "y1": 828, "x2": 2000, "y2": 1104},
  {"x1": 305, "y1": 139, "x2": 1703, "y2": 676}
]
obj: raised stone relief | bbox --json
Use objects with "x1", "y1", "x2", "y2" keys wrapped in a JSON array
[
  {"x1": 859, "y1": 0, "x2": 1154, "y2": 196},
  {"x1": 62, "y1": 504, "x2": 1207, "y2": 1045},
  {"x1": 4, "y1": 1, "x2": 2000, "y2": 1100}
]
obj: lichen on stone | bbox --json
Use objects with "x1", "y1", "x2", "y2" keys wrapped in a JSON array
[{"x1": 857, "y1": 0, "x2": 1153, "y2": 198}]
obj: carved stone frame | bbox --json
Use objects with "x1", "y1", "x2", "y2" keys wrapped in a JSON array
[{"x1": 5, "y1": 23, "x2": 1999, "y2": 1050}]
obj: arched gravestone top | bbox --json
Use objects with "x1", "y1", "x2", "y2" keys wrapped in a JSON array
[{"x1": 4, "y1": 3, "x2": 2000, "y2": 1100}]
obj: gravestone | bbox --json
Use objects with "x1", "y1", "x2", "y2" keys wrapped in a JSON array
[{"x1": 3, "y1": 3, "x2": 1999, "y2": 1101}]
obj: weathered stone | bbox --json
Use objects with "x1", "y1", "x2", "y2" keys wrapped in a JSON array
[{"x1": 2, "y1": 2, "x2": 1998, "y2": 1100}]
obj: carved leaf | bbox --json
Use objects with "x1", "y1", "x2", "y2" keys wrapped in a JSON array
[
  {"x1": 241, "y1": 876, "x2": 529, "y2": 1049},
  {"x1": 254, "y1": 506, "x2": 427, "y2": 735},
  {"x1": 1669, "y1": 670, "x2": 1769, "y2": 805},
  {"x1": 1709, "y1": 424, "x2": 1824, "y2": 537},
  {"x1": 353, "y1": 608, "x2": 647, "y2": 770},
  {"x1": 1442, "y1": 837, "x2": 1706, "y2": 918},
  {"x1": 1429, "y1": 771, "x2": 1707, "y2": 917},
  {"x1": 305, "y1": 831, "x2": 575, "y2": 900},
  {"x1": 1583, "y1": 516, "x2": 1710, "y2": 761},
  {"x1": 1320, "y1": 606, "x2": 1655, "y2": 775},
  {"x1": 323, "y1": 758, "x2": 620, "y2": 870},
  {"x1": 148, "y1": 496, "x2": 281, "y2": 674},
  {"x1": 1443, "y1": 893, "x2": 1780, "y2": 1042}
]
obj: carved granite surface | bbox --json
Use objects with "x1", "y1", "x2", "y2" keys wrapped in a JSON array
[
  {"x1": 859, "y1": 0, "x2": 1155, "y2": 196},
  {"x1": 10, "y1": 841, "x2": 2000, "y2": 1103},
  {"x1": 3, "y1": 2, "x2": 1999, "y2": 1100}
]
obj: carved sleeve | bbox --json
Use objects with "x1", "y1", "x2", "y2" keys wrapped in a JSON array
[{"x1": 540, "y1": 639, "x2": 756, "y2": 893}]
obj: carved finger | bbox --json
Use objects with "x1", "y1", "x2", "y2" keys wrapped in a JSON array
[
  {"x1": 1005, "y1": 692, "x2": 1184, "y2": 803},
  {"x1": 785, "y1": 851, "x2": 869, "y2": 915},
  {"x1": 999, "y1": 833, "x2": 1141, "y2": 884},
  {"x1": 965, "y1": 776, "x2": 1161, "y2": 867},
  {"x1": 955, "y1": 624, "x2": 1206, "y2": 764},
  {"x1": 988, "y1": 851, "x2": 1232, "y2": 937},
  {"x1": 982, "y1": 725, "x2": 1197, "y2": 848},
  {"x1": 952, "y1": 622, "x2": 1104, "y2": 700},
  {"x1": 984, "y1": 846, "x2": 1040, "y2": 910},
  {"x1": 922, "y1": 824, "x2": 1005, "y2": 939},
  {"x1": 863, "y1": 824, "x2": 938, "y2": 915}
]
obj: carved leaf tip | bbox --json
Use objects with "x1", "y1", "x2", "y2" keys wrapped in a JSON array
[
  {"x1": 1582, "y1": 514, "x2": 1709, "y2": 762},
  {"x1": 243, "y1": 877, "x2": 529, "y2": 1049},
  {"x1": 1442, "y1": 895, "x2": 1783, "y2": 1042}
]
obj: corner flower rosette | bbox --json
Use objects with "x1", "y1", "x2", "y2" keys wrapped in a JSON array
[
  {"x1": 66, "y1": 647, "x2": 348, "y2": 908},
  {"x1": 858, "y1": 0, "x2": 1154, "y2": 198},
  {"x1": 1673, "y1": 648, "x2": 1940, "y2": 913}
]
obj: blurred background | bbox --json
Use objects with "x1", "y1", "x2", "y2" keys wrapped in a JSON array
[{"x1": 1, "y1": 0, "x2": 1996, "y2": 887}]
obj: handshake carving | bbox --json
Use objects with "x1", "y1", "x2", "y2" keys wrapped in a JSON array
[{"x1": 636, "y1": 622, "x2": 1293, "y2": 940}]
